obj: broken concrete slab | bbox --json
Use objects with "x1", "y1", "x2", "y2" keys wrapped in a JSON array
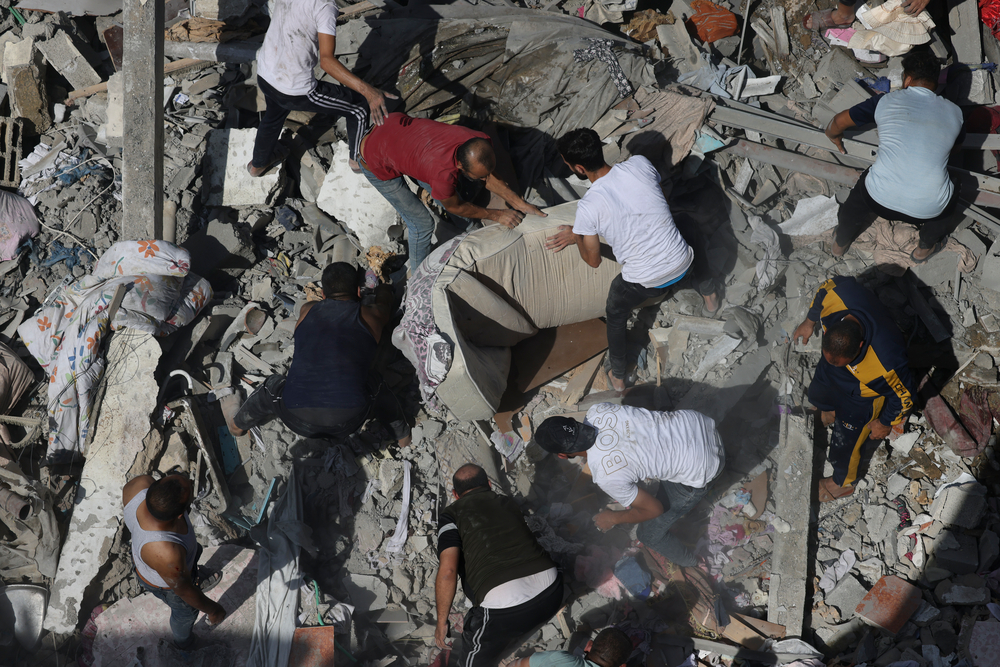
[
  {"x1": 854, "y1": 576, "x2": 922, "y2": 635},
  {"x1": 4, "y1": 38, "x2": 50, "y2": 135},
  {"x1": 100, "y1": 71, "x2": 122, "y2": 148},
  {"x1": 44, "y1": 331, "x2": 161, "y2": 635},
  {"x1": 202, "y1": 128, "x2": 283, "y2": 207},
  {"x1": 929, "y1": 531, "x2": 979, "y2": 575},
  {"x1": 36, "y1": 32, "x2": 102, "y2": 90},
  {"x1": 317, "y1": 140, "x2": 400, "y2": 252},
  {"x1": 934, "y1": 578, "x2": 990, "y2": 605},
  {"x1": 930, "y1": 481, "x2": 987, "y2": 528},
  {"x1": 825, "y1": 574, "x2": 868, "y2": 617}
]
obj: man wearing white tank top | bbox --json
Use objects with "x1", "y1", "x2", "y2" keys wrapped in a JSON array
[{"x1": 122, "y1": 474, "x2": 226, "y2": 650}]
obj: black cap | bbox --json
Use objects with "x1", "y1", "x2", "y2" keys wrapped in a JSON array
[{"x1": 535, "y1": 417, "x2": 590, "y2": 454}]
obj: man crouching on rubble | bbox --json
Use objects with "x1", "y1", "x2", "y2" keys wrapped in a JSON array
[
  {"x1": 545, "y1": 128, "x2": 720, "y2": 393},
  {"x1": 792, "y1": 275, "x2": 915, "y2": 502},
  {"x1": 535, "y1": 404, "x2": 724, "y2": 569},
  {"x1": 123, "y1": 474, "x2": 225, "y2": 649},
  {"x1": 228, "y1": 262, "x2": 411, "y2": 445},
  {"x1": 435, "y1": 464, "x2": 563, "y2": 667},
  {"x1": 824, "y1": 49, "x2": 965, "y2": 262}
]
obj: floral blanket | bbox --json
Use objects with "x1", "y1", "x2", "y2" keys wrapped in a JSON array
[{"x1": 18, "y1": 240, "x2": 212, "y2": 462}]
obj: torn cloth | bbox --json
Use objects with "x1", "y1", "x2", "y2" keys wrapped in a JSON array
[
  {"x1": 573, "y1": 38, "x2": 635, "y2": 99},
  {"x1": 619, "y1": 85, "x2": 716, "y2": 174},
  {"x1": 18, "y1": 240, "x2": 212, "y2": 462},
  {"x1": 791, "y1": 219, "x2": 977, "y2": 275},
  {"x1": 0, "y1": 190, "x2": 39, "y2": 261}
]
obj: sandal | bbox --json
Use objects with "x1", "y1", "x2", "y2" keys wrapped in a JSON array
[
  {"x1": 818, "y1": 477, "x2": 855, "y2": 503},
  {"x1": 803, "y1": 8, "x2": 855, "y2": 31},
  {"x1": 910, "y1": 240, "x2": 946, "y2": 264}
]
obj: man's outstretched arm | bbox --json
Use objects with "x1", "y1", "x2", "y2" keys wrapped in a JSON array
[
  {"x1": 317, "y1": 33, "x2": 397, "y2": 125},
  {"x1": 434, "y1": 546, "x2": 460, "y2": 649}
]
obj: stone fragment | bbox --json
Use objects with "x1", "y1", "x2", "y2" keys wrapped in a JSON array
[
  {"x1": 930, "y1": 482, "x2": 987, "y2": 529},
  {"x1": 929, "y1": 531, "x2": 978, "y2": 575},
  {"x1": 981, "y1": 530, "x2": 1000, "y2": 573},
  {"x1": 299, "y1": 151, "x2": 326, "y2": 202},
  {"x1": 930, "y1": 621, "x2": 958, "y2": 656},
  {"x1": 910, "y1": 600, "x2": 940, "y2": 626},
  {"x1": 202, "y1": 128, "x2": 283, "y2": 206},
  {"x1": 854, "y1": 575, "x2": 922, "y2": 635},
  {"x1": 934, "y1": 579, "x2": 990, "y2": 605},
  {"x1": 825, "y1": 574, "x2": 868, "y2": 616},
  {"x1": 343, "y1": 573, "x2": 389, "y2": 613},
  {"x1": 36, "y1": 32, "x2": 101, "y2": 90},
  {"x1": 181, "y1": 211, "x2": 257, "y2": 286},
  {"x1": 4, "y1": 39, "x2": 50, "y2": 134},
  {"x1": 909, "y1": 250, "x2": 958, "y2": 288},
  {"x1": 316, "y1": 140, "x2": 400, "y2": 252},
  {"x1": 102, "y1": 72, "x2": 123, "y2": 148},
  {"x1": 886, "y1": 473, "x2": 909, "y2": 499}
]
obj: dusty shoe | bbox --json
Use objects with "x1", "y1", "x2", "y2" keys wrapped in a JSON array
[{"x1": 818, "y1": 477, "x2": 855, "y2": 503}]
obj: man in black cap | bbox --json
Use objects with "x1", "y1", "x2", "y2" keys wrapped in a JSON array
[{"x1": 534, "y1": 404, "x2": 724, "y2": 567}]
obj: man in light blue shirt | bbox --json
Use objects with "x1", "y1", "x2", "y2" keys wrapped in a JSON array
[
  {"x1": 824, "y1": 49, "x2": 965, "y2": 263},
  {"x1": 510, "y1": 628, "x2": 633, "y2": 667}
]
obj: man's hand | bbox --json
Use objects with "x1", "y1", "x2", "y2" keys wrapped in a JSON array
[
  {"x1": 826, "y1": 125, "x2": 847, "y2": 155},
  {"x1": 206, "y1": 601, "x2": 227, "y2": 625},
  {"x1": 493, "y1": 209, "x2": 526, "y2": 229},
  {"x1": 435, "y1": 619, "x2": 451, "y2": 649},
  {"x1": 513, "y1": 201, "x2": 547, "y2": 218},
  {"x1": 594, "y1": 510, "x2": 617, "y2": 532},
  {"x1": 360, "y1": 83, "x2": 398, "y2": 126},
  {"x1": 868, "y1": 419, "x2": 892, "y2": 440},
  {"x1": 901, "y1": 0, "x2": 929, "y2": 13},
  {"x1": 792, "y1": 319, "x2": 815, "y2": 345},
  {"x1": 545, "y1": 225, "x2": 576, "y2": 252}
]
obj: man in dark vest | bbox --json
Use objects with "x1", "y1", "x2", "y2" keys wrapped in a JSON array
[
  {"x1": 229, "y1": 262, "x2": 410, "y2": 445},
  {"x1": 435, "y1": 464, "x2": 563, "y2": 667}
]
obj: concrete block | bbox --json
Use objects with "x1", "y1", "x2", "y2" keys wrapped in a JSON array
[
  {"x1": 102, "y1": 72, "x2": 123, "y2": 148},
  {"x1": 202, "y1": 128, "x2": 283, "y2": 206},
  {"x1": 0, "y1": 117, "x2": 23, "y2": 187},
  {"x1": 36, "y1": 32, "x2": 102, "y2": 91},
  {"x1": 182, "y1": 211, "x2": 257, "y2": 286},
  {"x1": 0, "y1": 32, "x2": 19, "y2": 75},
  {"x1": 3, "y1": 39, "x2": 50, "y2": 135},
  {"x1": 854, "y1": 575, "x2": 922, "y2": 635},
  {"x1": 934, "y1": 579, "x2": 990, "y2": 605},
  {"x1": 930, "y1": 482, "x2": 987, "y2": 528},
  {"x1": 931, "y1": 532, "x2": 980, "y2": 575},
  {"x1": 316, "y1": 140, "x2": 400, "y2": 252},
  {"x1": 825, "y1": 574, "x2": 868, "y2": 616},
  {"x1": 43, "y1": 331, "x2": 162, "y2": 634},
  {"x1": 815, "y1": 48, "x2": 863, "y2": 89},
  {"x1": 192, "y1": 0, "x2": 253, "y2": 21},
  {"x1": 969, "y1": 621, "x2": 1000, "y2": 667},
  {"x1": 299, "y1": 151, "x2": 326, "y2": 203},
  {"x1": 909, "y1": 250, "x2": 958, "y2": 288}
]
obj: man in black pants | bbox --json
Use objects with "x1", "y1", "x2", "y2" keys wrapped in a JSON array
[
  {"x1": 229, "y1": 263, "x2": 410, "y2": 446},
  {"x1": 824, "y1": 50, "x2": 966, "y2": 262},
  {"x1": 435, "y1": 464, "x2": 563, "y2": 667},
  {"x1": 249, "y1": 0, "x2": 396, "y2": 176}
]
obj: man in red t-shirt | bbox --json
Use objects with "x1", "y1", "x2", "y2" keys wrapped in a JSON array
[{"x1": 359, "y1": 113, "x2": 545, "y2": 269}]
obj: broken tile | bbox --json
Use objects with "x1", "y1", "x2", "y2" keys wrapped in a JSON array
[{"x1": 854, "y1": 575, "x2": 922, "y2": 635}]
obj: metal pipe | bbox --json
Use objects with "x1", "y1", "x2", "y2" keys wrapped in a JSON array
[
  {"x1": 721, "y1": 139, "x2": 863, "y2": 186},
  {"x1": 0, "y1": 484, "x2": 33, "y2": 521}
]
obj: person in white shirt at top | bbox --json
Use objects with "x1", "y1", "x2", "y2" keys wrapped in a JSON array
[
  {"x1": 249, "y1": 0, "x2": 396, "y2": 177},
  {"x1": 534, "y1": 403, "x2": 725, "y2": 567},
  {"x1": 545, "y1": 128, "x2": 720, "y2": 392}
]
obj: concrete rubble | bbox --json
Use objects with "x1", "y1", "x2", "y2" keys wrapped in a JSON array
[{"x1": 0, "y1": 0, "x2": 998, "y2": 666}]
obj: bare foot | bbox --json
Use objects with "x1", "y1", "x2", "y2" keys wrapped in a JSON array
[
  {"x1": 818, "y1": 476, "x2": 855, "y2": 502},
  {"x1": 831, "y1": 240, "x2": 849, "y2": 257},
  {"x1": 821, "y1": 410, "x2": 835, "y2": 427},
  {"x1": 607, "y1": 369, "x2": 625, "y2": 393},
  {"x1": 348, "y1": 158, "x2": 362, "y2": 174},
  {"x1": 229, "y1": 424, "x2": 246, "y2": 437},
  {"x1": 397, "y1": 434, "x2": 412, "y2": 448},
  {"x1": 702, "y1": 292, "x2": 720, "y2": 314},
  {"x1": 803, "y1": 6, "x2": 855, "y2": 29}
]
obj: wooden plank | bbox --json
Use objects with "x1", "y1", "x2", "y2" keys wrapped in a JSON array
[
  {"x1": 561, "y1": 354, "x2": 604, "y2": 406},
  {"x1": 65, "y1": 58, "x2": 203, "y2": 104}
]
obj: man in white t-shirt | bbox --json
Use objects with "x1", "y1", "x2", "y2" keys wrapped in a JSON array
[
  {"x1": 535, "y1": 403, "x2": 725, "y2": 567},
  {"x1": 546, "y1": 128, "x2": 720, "y2": 392},
  {"x1": 250, "y1": 0, "x2": 396, "y2": 177}
]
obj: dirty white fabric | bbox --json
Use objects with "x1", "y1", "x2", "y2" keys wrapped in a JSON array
[
  {"x1": 18, "y1": 240, "x2": 212, "y2": 460},
  {"x1": 383, "y1": 461, "x2": 411, "y2": 554},
  {"x1": 584, "y1": 403, "x2": 725, "y2": 506},
  {"x1": 0, "y1": 189, "x2": 38, "y2": 260},
  {"x1": 618, "y1": 86, "x2": 716, "y2": 175},
  {"x1": 778, "y1": 196, "x2": 840, "y2": 236},
  {"x1": 748, "y1": 216, "x2": 780, "y2": 290},
  {"x1": 247, "y1": 467, "x2": 316, "y2": 667},
  {"x1": 257, "y1": 0, "x2": 338, "y2": 96},
  {"x1": 480, "y1": 566, "x2": 558, "y2": 609},
  {"x1": 848, "y1": 0, "x2": 934, "y2": 56},
  {"x1": 573, "y1": 156, "x2": 693, "y2": 288},
  {"x1": 819, "y1": 549, "x2": 856, "y2": 593}
]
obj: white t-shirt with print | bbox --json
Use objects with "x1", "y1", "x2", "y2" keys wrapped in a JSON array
[
  {"x1": 585, "y1": 403, "x2": 724, "y2": 507},
  {"x1": 572, "y1": 155, "x2": 694, "y2": 288},
  {"x1": 257, "y1": 0, "x2": 338, "y2": 96}
]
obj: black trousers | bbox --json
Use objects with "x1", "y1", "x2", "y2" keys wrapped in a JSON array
[
  {"x1": 233, "y1": 374, "x2": 409, "y2": 441},
  {"x1": 251, "y1": 76, "x2": 369, "y2": 167},
  {"x1": 449, "y1": 573, "x2": 564, "y2": 667},
  {"x1": 835, "y1": 170, "x2": 964, "y2": 250}
]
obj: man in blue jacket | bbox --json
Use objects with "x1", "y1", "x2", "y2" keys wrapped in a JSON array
[{"x1": 793, "y1": 276, "x2": 915, "y2": 501}]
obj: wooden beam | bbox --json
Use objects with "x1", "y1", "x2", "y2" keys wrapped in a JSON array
[{"x1": 66, "y1": 58, "x2": 204, "y2": 105}]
